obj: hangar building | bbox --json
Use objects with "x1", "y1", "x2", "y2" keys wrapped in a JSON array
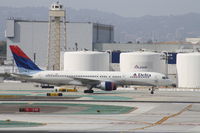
[{"x1": 5, "y1": 19, "x2": 114, "y2": 69}]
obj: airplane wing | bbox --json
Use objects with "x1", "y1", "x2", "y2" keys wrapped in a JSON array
[
  {"x1": 73, "y1": 77, "x2": 119, "y2": 86},
  {"x1": 73, "y1": 77, "x2": 100, "y2": 86}
]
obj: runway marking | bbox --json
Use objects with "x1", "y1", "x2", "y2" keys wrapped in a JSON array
[{"x1": 129, "y1": 104, "x2": 192, "y2": 131}]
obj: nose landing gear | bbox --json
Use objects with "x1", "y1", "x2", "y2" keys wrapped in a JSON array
[{"x1": 150, "y1": 87, "x2": 156, "y2": 94}]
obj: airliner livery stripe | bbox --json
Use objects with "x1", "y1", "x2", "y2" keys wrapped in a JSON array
[{"x1": 10, "y1": 45, "x2": 30, "y2": 59}]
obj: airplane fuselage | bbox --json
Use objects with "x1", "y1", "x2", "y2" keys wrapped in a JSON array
[
  {"x1": 25, "y1": 71, "x2": 171, "y2": 87},
  {"x1": 9, "y1": 45, "x2": 173, "y2": 93}
]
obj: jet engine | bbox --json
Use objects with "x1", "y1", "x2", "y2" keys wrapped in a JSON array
[{"x1": 97, "y1": 81, "x2": 117, "y2": 91}]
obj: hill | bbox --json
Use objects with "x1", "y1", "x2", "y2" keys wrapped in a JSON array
[{"x1": 1, "y1": 7, "x2": 200, "y2": 42}]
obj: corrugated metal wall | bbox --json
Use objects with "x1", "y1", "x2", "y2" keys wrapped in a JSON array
[{"x1": 6, "y1": 20, "x2": 113, "y2": 69}]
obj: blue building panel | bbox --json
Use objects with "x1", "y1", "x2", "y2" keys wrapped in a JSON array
[
  {"x1": 112, "y1": 51, "x2": 121, "y2": 63},
  {"x1": 168, "y1": 53, "x2": 177, "y2": 64}
]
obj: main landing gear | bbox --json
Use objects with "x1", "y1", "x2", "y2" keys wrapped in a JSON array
[
  {"x1": 84, "y1": 90, "x2": 94, "y2": 93},
  {"x1": 84, "y1": 85, "x2": 95, "y2": 93}
]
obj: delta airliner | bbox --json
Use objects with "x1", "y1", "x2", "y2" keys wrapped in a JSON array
[{"x1": 9, "y1": 45, "x2": 173, "y2": 94}]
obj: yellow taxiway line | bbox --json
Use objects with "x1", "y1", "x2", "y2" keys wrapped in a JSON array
[{"x1": 129, "y1": 104, "x2": 192, "y2": 131}]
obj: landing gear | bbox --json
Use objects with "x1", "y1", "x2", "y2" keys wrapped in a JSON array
[
  {"x1": 150, "y1": 87, "x2": 155, "y2": 94},
  {"x1": 150, "y1": 89, "x2": 154, "y2": 94},
  {"x1": 84, "y1": 85, "x2": 95, "y2": 93},
  {"x1": 84, "y1": 89, "x2": 94, "y2": 93}
]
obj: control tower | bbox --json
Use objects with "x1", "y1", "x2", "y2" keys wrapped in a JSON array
[{"x1": 47, "y1": 2, "x2": 67, "y2": 70}]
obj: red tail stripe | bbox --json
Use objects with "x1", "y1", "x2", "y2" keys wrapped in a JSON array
[{"x1": 10, "y1": 45, "x2": 30, "y2": 59}]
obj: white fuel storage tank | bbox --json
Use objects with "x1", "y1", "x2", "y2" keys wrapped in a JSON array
[
  {"x1": 120, "y1": 52, "x2": 166, "y2": 73},
  {"x1": 64, "y1": 51, "x2": 109, "y2": 71},
  {"x1": 177, "y1": 53, "x2": 200, "y2": 88}
]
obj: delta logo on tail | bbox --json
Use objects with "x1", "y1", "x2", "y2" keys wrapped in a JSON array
[{"x1": 10, "y1": 45, "x2": 42, "y2": 73}]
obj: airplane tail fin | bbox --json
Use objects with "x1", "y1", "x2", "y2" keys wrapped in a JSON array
[{"x1": 10, "y1": 45, "x2": 42, "y2": 73}]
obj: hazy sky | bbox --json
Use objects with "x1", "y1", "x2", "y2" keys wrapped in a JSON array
[{"x1": 1, "y1": 0, "x2": 200, "y2": 17}]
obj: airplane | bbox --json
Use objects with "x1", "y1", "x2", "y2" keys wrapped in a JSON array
[{"x1": 9, "y1": 45, "x2": 173, "y2": 94}]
